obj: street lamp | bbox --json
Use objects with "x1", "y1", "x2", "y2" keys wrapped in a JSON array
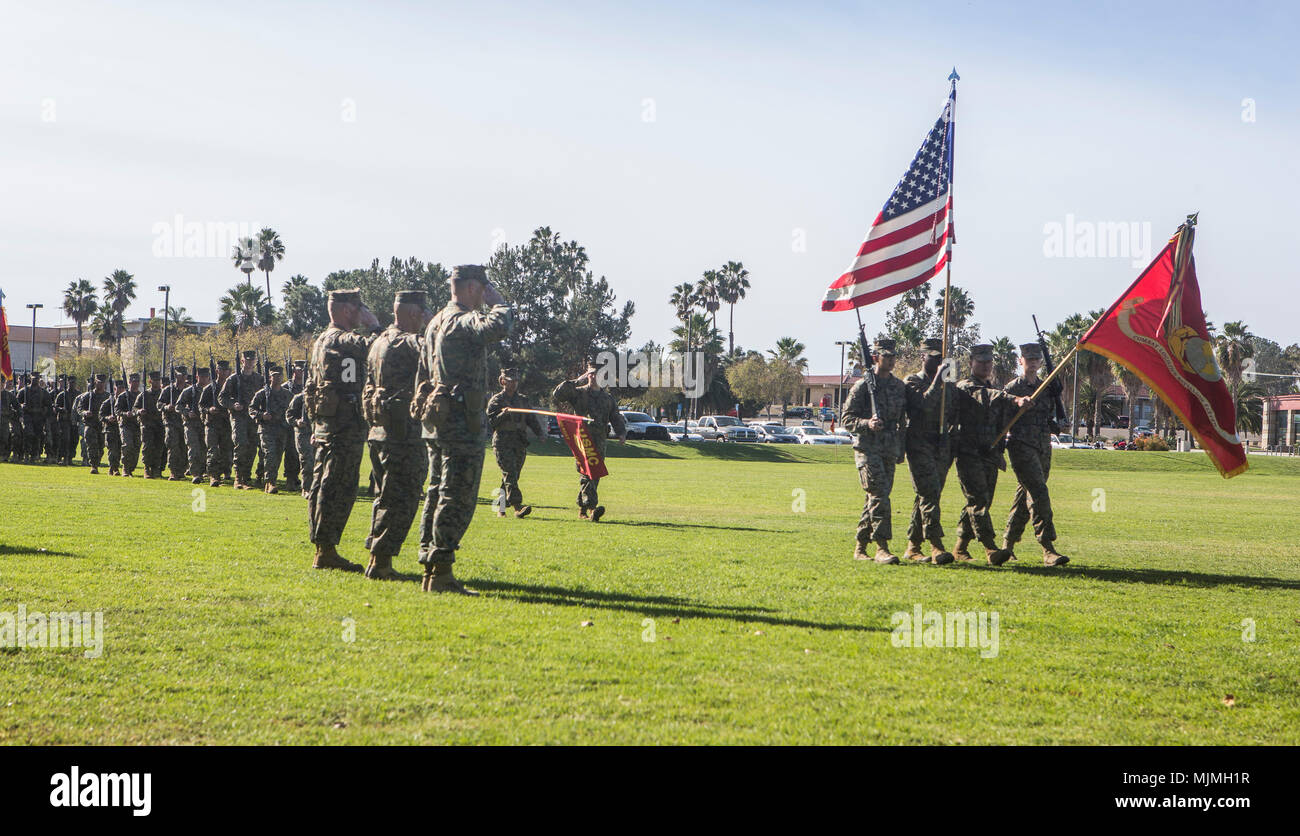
[
  {"x1": 25, "y1": 303, "x2": 43, "y2": 377},
  {"x1": 834, "y1": 340, "x2": 853, "y2": 412},
  {"x1": 158, "y1": 285, "x2": 171, "y2": 377}
]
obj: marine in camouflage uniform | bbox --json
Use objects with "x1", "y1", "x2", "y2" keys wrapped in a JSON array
[
  {"x1": 53, "y1": 376, "x2": 77, "y2": 465},
  {"x1": 281, "y1": 363, "x2": 306, "y2": 492},
  {"x1": 177, "y1": 368, "x2": 209, "y2": 484},
  {"x1": 306, "y1": 288, "x2": 383, "y2": 572},
  {"x1": 286, "y1": 387, "x2": 314, "y2": 498},
  {"x1": 951, "y1": 344, "x2": 1023, "y2": 566},
  {"x1": 551, "y1": 361, "x2": 627, "y2": 521},
  {"x1": 1002, "y1": 342, "x2": 1070, "y2": 566},
  {"x1": 219, "y1": 351, "x2": 264, "y2": 489},
  {"x1": 901, "y1": 338, "x2": 958, "y2": 565},
  {"x1": 116, "y1": 374, "x2": 142, "y2": 476},
  {"x1": 158, "y1": 367, "x2": 189, "y2": 480},
  {"x1": 134, "y1": 371, "x2": 167, "y2": 478},
  {"x1": 416, "y1": 266, "x2": 513, "y2": 594},
  {"x1": 18, "y1": 375, "x2": 50, "y2": 463},
  {"x1": 80, "y1": 376, "x2": 110, "y2": 473},
  {"x1": 487, "y1": 369, "x2": 544, "y2": 518},
  {"x1": 361, "y1": 292, "x2": 432, "y2": 580},
  {"x1": 841, "y1": 339, "x2": 907, "y2": 564},
  {"x1": 99, "y1": 380, "x2": 125, "y2": 475},
  {"x1": 250, "y1": 365, "x2": 293, "y2": 493},
  {"x1": 71, "y1": 382, "x2": 89, "y2": 465},
  {"x1": 0, "y1": 380, "x2": 16, "y2": 461},
  {"x1": 201, "y1": 362, "x2": 234, "y2": 486}
]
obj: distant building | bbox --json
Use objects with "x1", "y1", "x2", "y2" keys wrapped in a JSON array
[
  {"x1": 1261, "y1": 394, "x2": 1300, "y2": 450},
  {"x1": 5, "y1": 325, "x2": 61, "y2": 374},
  {"x1": 800, "y1": 370, "x2": 862, "y2": 409},
  {"x1": 55, "y1": 315, "x2": 218, "y2": 367}
]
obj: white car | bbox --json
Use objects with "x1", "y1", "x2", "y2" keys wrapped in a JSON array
[
  {"x1": 664, "y1": 420, "x2": 703, "y2": 442},
  {"x1": 790, "y1": 426, "x2": 849, "y2": 445},
  {"x1": 619, "y1": 411, "x2": 671, "y2": 441},
  {"x1": 752, "y1": 422, "x2": 799, "y2": 443}
]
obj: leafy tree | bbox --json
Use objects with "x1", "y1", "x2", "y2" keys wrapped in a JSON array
[
  {"x1": 323, "y1": 257, "x2": 451, "y2": 328},
  {"x1": 62, "y1": 279, "x2": 98, "y2": 355},
  {"x1": 280, "y1": 278, "x2": 328, "y2": 338},
  {"x1": 1110, "y1": 360, "x2": 1144, "y2": 440},
  {"x1": 726, "y1": 354, "x2": 803, "y2": 422}
]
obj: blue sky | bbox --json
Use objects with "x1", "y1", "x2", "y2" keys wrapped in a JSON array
[{"x1": 1, "y1": 0, "x2": 1295, "y2": 372}]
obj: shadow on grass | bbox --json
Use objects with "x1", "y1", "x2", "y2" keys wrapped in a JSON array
[
  {"x1": 523, "y1": 516, "x2": 787, "y2": 534},
  {"x1": 473, "y1": 579, "x2": 884, "y2": 633},
  {"x1": 1010, "y1": 563, "x2": 1300, "y2": 591},
  {"x1": 0, "y1": 544, "x2": 80, "y2": 558}
]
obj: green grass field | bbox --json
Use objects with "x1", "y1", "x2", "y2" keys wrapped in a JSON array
[{"x1": 2, "y1": 440, "x2": 1298, "y2": 744}]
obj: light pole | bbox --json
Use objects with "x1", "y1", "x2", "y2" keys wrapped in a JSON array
[
  {"x1": 158, "y1": 285, "x2": 171, "y2": 378},
  {"x1": 25, "y1": 303, "x2": 43, "y2": 377},
  {"x1": 834, "y1": 340, "x2": 852, "y2": 414},
  {"x1": 1070, "y1": 348, "x2": 1079, "y2": 438}
]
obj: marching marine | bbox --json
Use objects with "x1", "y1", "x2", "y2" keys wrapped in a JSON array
[
  {"x1": 840, "y1": 338, "x2": 907, "y2": 564},
  {"x1": 901, "y1": 338, "x2": 958, "y2": 565},
  {"x1": 551, "y1": 358, "x2": 627, "y2": 522},
  {"x1": 487, "y1": 368, "x2": 544, "y2": 518},
  {"x1": 1002, "y1": 343, "x2": 1070, "y2": 567}
]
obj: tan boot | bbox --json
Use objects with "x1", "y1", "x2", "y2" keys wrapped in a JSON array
[
  {"x1": 952, "y1": 537, "x2": 973, "y2": 562},
  {"x1": 364, "y1": 552, "x2": 400, "y2": 580},
  {"x1": 853, "y1": 541, "x2": 871, "y2": 561},
  {"x1": 1043, "y1": 545, "x2": 1070, "y2": 567},
  {"x1": 578, "y1": 508, "x2": 589, "y2": 520},
  {"x1": 929, "y1": 539, "x2": 955, "y2": 566},
  {"x1": 985, "y1": 542, "x2": 1012, "y2": 567},
  {"x1": 590, "y1": 506, "x2": 605, "y2": 522},
  {"x1": 514, "y1": 505, "x2": 532, "y2": 518},
  {"x1": 903, "y1": 541, "x2": 929, "y2": 563},
  {"x1": 313, "y1": 543, "x2": 363, "y2": 572},
  {"x1": 209, "y1": 477, "x2": 221, "y2": 487},
  {"x1": 421, "y1": 563, "x2": 478, "y2": 596},
  {"x1": 265, "y1": 482, "x2": 278, "y2": 494},
  {"x1": 873, "y1": 540, "x2": 899, "y2": 565}
]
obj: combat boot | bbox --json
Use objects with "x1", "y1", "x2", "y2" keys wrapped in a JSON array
[
  {"x1": 853, "y1": 541, "x2": 871, "y2": 561},
  {"x1": 191, "y1": 475, "x2": 203, "y2": 485},
  {"x1": 929, "y1": 539, "x2": 955, "y2": 566},
  {"x1": 590, "y1": 506, "x2": 606, "y2": 522},
  {"x1": 952, "y1": 536, "x2": 973, "y2": 562},
  {"x1": 984, "y1": 541, "x2": 1012, "y2": 567},
  {"x1": 209, "y1": 477, "x2": 221, "y2": 487},
  {"x1": 364, "y1": 552, "x2": 400, "y2": 581},
  {"x1": 903, "y1": 541, "x2": 929, "y2": 563},
  {"x1": 1043, "y1": 546, "x2": 1070, "y2": 567},
  {"x1": 265, "y1": 482, "x2": 278, "y2": 494},
  {"x1": 496, "y1": 506, "x2": 507, "y2": 517},
  {"x1": 513, "y1": 505, "x2": 532, "y2": 518},
  {"x1": 89, "y1": 467, "x2": 99, "y2": 474},
  {"x1": 422, "y1": 563, "x2": 478, "y2": 596},
  {"x1": 578, "y1": 508, "x2": 589, "y2": 520},
  {"x1": 873, "y1": 539, "x2": 899, "y2": 565},
  {"x1": 313, "y1": 543, "x2": 363, "y2": 573}
]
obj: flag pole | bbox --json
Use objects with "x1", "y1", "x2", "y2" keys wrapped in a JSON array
[
  {"x1": 994, "y1": 343, "x2": 1080, "y2": 441},
  {"x1": 937, "y1": 68, "x2": 958, "y2": 435}
]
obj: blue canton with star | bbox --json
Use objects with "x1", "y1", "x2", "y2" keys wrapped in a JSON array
[{"x1": 880, "y1": 100, "x2": 954, "y2": 221}]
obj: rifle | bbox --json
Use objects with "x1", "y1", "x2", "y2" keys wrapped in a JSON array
[
  {"x1": 1033, "y1": 314, "x2": 1067, "y2": 424},
  {"x1": 853, "y1": 316, "x2": 879, "y2": 419}
]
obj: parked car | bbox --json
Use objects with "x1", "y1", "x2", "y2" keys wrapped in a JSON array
[
  {"x1": 1133, "y1": 425, "x2": 1153, "y2": 437},
  {"x1": 664, "y1": 420, "x2": 702, "y2": 442},
  {"x1": 619, "y1": 411, "x2": 671, "y2": 441},
  {"x1": 784, "y1": 407, "x2": 813, "y2": 420},
  {"x1": 698, "y1": 415, "x2": 760, "y2": 442},
  {"x1": 790, "y1": 426, "x2": 850, "y2": 445},
  {"x1": 818, "y1": 407, "x2": 836, "y2": 422},
  {"x1": 752, "y1": 422, "x2": 798, "y2": 443},
  {"x1": 1051, "y1": 433, "x2": 1073, "y2": 449}
]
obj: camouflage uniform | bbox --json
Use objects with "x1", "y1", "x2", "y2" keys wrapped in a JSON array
[
  {"x1": 0, "y1": 385, "x2": 14, "y2": 460},
  {"x1": 99, "y1": 386, "x2": 124, "y2": 473},
  {"x1": 135, "y1": 381, "x2": 166, "y2": 478},
  {"x1": 159, "y1": 376, "x2": 188, "y2": 478},
  {"x1": 218, "y1": 364, "x2": 265, "y2": 486},
  {"x1": 487, "y1": 389, "x2": 543, "y2": 510},
  {"x1": 363, "y1": 323, "x2": 428, "y2": 559},
  {"x1": 307, "y1": 324, "x2": 379, "y2": 547},
  {"x1": 81, "y1": 386, "x2": 110, "y2": 470},
  {"x1": 1003, "y1": 374, "x2": 1058, "y2": 550},
  {"x1": 903, "y1": 364, "x2": 958, "y2": 546},
  {"x1": 200, "y1": 377, "x2": 233, "y2": 483},
  {"x1": 417, "y1": 298, "x2": 513, "y2": 566},
  {"x1": 176, "y1": 379, "x2": 207, "y2": 479},
  {"x1": 53, "y1": 382, "x2": 77, "y2": 464},
  {"x1": 952, "y1": 375, "x2": 1016, "y2": 551},
  {"x1": 18, "y1": 380, "x2": 50, "y2": 462},
  {"x1": 841, "y1": 362, "x2": 906, "y2": 551},
  {"x1": 250, "y1": 379, "x2": 293, "y2": 486},
  {"x1": 116, "y1": 384, "x2": 141, "y2": 475},
  {"x1": 551, "y1": 379, "x2": 626, "y2": 513},
  {"x1": 282, "y1": 374, "x2": 304, "y2": 490},
  {"x1": 286, "y1": 391, "x2": 314, "y2": 494}
]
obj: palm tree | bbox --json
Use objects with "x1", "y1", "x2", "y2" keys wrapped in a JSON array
[
  {"x1": 1111, "y1": 360, "x2": 1143, "y2": 440},
  {"x1": 847, "y1": 338, "x2": 866, "y2": 371},
  {"x1": 769, "y1": 337, "x2": 808, "y2": 371},
  {"x1": 281, "y1": 273, "x2": 311, "y2": 296},
  {"x1": 894, "y1": 322, "x2": 923, "y2": 351},
  {"x1": 62, "y1": 279, "x2": 98, "y2": 355},
  {"x1": 218, "y1": 284, "x2": 276, "y2": 333},
  {"x1": 669, "y1": 282, "x2": 699, "y2": 378},
  {"x1": 695, "y1": 270, "x2": 721, "y2": 334},
  {"x1": 167, "y1": 306, "x2": 195, "y2": 332},
  {"x1": 1229, "y1": 379, "x2": 1266, "y2": 436},
  {"x1": 257, "y1": 227, "x2": 285, "y2": 303},
  {"x1": 716, "y1": 261, "x2": 751, "y2": 358},
  {"x1": 90, "y1": 308, "x2": 123, "y2": 354},
  {"x1": 991, "y1": 337, "x2": 1018, "y2": 384},
  {"x1": 933, "y1": 285, "x2": 973, "y2": 353},
  {"x1": 1216, "y1": 320, "x2": 1254, "y2": 388},
  {"x1": 232, "y1": 237, "x2": 258, "y2": 286},
  {"x1": 102, "y1": 269, "x2": 137, "y2": 349}
]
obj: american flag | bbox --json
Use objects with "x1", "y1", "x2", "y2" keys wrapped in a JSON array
[{"x1": 822, "y1": 87, "x2": 955, "y2": 311}]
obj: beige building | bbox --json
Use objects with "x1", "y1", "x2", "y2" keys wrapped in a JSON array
[{"x1": 4, "y1": 325, "x2": 61, "y2": 374}]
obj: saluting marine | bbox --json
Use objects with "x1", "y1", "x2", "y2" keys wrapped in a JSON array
[
  {"x1": 901, "y1": 338, "x2": 958, "y2": 565},
  {"x1": 487, "y1": 368, "x2": 544, "y2": 519}
]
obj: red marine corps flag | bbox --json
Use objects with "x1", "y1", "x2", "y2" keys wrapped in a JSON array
[
  {"x1": 0, "y1": 287, "x2": 13, "y2": 381},
  {"x1": 1078, "y1": 215, "x2": 1248, "y2": 478},
  {"x1": 556, "y1": 412, "x2": 609, "y2": 480}
]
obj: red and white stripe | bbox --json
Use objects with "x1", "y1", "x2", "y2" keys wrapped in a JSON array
[{"x1": 821, "y1": 196, "x2": 951, "y2": 312}]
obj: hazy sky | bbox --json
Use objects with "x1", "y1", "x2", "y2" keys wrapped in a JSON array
[{"x1": 2, "y1": 0, "x2": 1296, "y2": 372}]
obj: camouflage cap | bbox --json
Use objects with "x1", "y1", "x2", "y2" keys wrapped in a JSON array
[
  {"x1": 174, "y1": 365, "x2": 187, "y2": 375},
  {"x1": 128, "y1": 372, "x2": 141, "y2": 382},
  {"x1": 242, "y1": 350, "x2": 257, "y2": 360},
  {"x1": 872, "y1": 338, "x2": 897, "y2": 356},
  {"x1": 450, "y1": 265, "x2": 488, "y2": 285},
  {"x1": 292, "y1": 360, "x2": 307, "y2": 370},
  {"x1": 94, "y1": 373, "x2": 107, "y2": 382},
  {"x1": 115, "y1": 379, "x2": 127, "y2": 387},
  {"x1": 921, "y1": 338, "x2": 943, "y2": 357},
  {"x1": 268, "y1": 364, "x2": 282, "y2": 375},
  {"x1": 1020, "y1": 342, "x2": 1043, "y2": 359},
  {"x1": 970, "y1": 344, "x2": 994, "y2": 361},
  {"x1": 196, "y1": 366, "x2": 211, "y2": 376},
  {"x1": 500, "y1": 366, "x2": 520, "y2": 379},
  {"x1": 395, "y1": 290, "x2": 429, "y2": 309},
  {"x1": 215, "y1": 359, "x2": 230, "y2": 370},
  {"x1": 148, "y1": 370, "x2": 162, "y2": 381},
  {"x1": 328, "y1": 288, "x2": 362, "y2": 305}
]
